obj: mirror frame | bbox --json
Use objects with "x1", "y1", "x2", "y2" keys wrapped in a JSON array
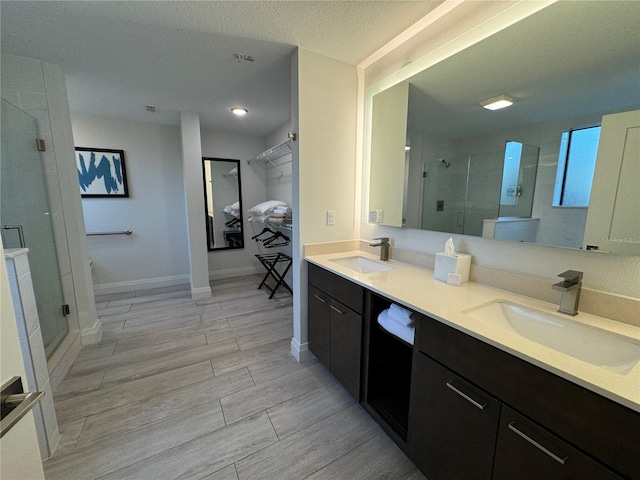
[{"x1": 202, "y1": 157, "x2": 244, "y2": 251}]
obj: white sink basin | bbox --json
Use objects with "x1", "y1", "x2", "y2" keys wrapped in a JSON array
[
  {"x1": 329, "y1": 256, "x2": 394, "y2": 274},
  {"x1": 463, "y1": 300, "x2": 640, "y2": 374}
]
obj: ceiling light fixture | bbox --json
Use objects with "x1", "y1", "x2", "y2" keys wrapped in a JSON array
[
  {"x1": 480, "y1": 94, "x2": 514, "y2": 111},
  {"x1": 230, "y1": 107, "x2": 248, "y2": 116}
]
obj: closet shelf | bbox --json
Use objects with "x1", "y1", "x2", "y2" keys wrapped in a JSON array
[{"x1": 247, "y1": 133, "x2": 296, "y2": 184}]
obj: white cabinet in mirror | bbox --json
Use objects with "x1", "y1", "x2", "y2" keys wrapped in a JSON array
[{"x1": 366, "y1": 1, "x2": 640, "y2": 255}]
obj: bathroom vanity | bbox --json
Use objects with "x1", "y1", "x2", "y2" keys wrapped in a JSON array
[{"x1": 306, "y1": 252, "x2": 640, "y2": 480}]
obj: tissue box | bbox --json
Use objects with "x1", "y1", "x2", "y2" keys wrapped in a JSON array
[{"x1": 434, "y1": 252, "x2": 471, "y2": 283}]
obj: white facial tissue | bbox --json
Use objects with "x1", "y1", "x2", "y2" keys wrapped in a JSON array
[
  {"x1": 434, "y1": 237, "x2": 471, "y2": 284},
  {"x1": 444, "y1": 237, "x2": 455, "y2": 255}
]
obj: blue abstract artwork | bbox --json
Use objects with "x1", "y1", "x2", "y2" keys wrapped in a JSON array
[{"x1": 75, "y1": 148, "x2": 129, "y2": 197}]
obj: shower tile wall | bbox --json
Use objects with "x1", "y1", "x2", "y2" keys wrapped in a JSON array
[
  {"x1": 1, "y1": 54, "x2": 81, "y2": 363},
  {"x1": 1, "y1": 55, "x2": 74, "y2": 306}
]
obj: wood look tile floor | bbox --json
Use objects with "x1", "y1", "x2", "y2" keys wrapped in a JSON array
[{"x1": 44, "y1": 275, "x2": 424, "y2": 480}]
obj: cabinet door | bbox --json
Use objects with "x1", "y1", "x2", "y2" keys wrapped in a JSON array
[
  {"x1": 330, "y1": 300, "x2": 362, "y2": 400},
  {"x1": 308, "y1": 285, "x2": 331, "y2": 368},
  {"x1": 408, "y1": 352, "x2": 501, "y2": 480},
  {"x1": 493, "y1": 406, "x2": 622, "y2": 480}
]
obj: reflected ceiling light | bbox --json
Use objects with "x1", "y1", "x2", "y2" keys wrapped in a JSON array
[
  {"x1": 230, "y1": 107, "x2": 248, "y2": 116},
  {"x1": 480, "y1": 94, "x2": 514, "y2": 111}
]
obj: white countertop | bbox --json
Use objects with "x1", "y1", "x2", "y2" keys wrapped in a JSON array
[{"x1": 306, "y1": 250, "x2": 640, "y2": 412}]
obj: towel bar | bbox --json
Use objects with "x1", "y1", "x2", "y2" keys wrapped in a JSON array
[{"x1": 86, "y1": 229, "x2": 132, "y2": 236}]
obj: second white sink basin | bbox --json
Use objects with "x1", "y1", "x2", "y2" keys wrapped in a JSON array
[
  {"x1": 463, "y1": 300, "x2": 640, "y2": 374},
  {"x1": 329, "y1": 255, "x2": 394, "y2": 274}
]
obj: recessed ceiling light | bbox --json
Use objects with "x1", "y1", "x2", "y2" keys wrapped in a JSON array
[
  {"x1": 230, "y1": 107, "x2": 248, "y2": 116},
  {"x1": 480, "y1": 94, "x2": 514, "y2": 111}
]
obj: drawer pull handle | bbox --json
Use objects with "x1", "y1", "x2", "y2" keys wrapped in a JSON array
[
  {"x1": 313, "y1": 294, "x2": 327, "y2": 303},
  {"x1": 446, "y1": 381, "x2": 487, "y2": 410},
  {"x1": 508, "y1": 422, "x2": 568, "y2": 465},
  {"x1": 330, "y1": 304, "x2": 345, "y2": 315}
]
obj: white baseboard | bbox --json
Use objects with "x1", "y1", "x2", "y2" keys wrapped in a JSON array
[
  {"x1": 190, "y1": 286, "x2": 212, "y2": 300},
  {"x1": 81, "y1": 317, "x2": 103, "y2": 345},
  {"x1": 290, "y1": 337, "x2": 311, "y2": 362},
  {"x1": 93, "y1": 274, "x2": 190, "y2": 295}
]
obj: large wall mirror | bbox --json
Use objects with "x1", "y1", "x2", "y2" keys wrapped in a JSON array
[
  {"x1": 367, "y1": 1, "x2": 640, "y2": 255},
  {"x1": 203, "y1": 158, "x2": 244, "y2": 251}
]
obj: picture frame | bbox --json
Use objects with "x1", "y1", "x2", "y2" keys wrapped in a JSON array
[{"x1": 75, "y1": 147, "x2": 129, "y2": 198}]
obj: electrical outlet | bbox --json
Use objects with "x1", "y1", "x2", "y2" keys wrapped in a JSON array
[
  {"x1": 369, "y1": 210, "x2": 377, "y2": 223},
  {"x1": 376, "y1": 209, "x2": 383, "y2": 223},
  {"x1": 327, "y1": 210, "x2": 336, "y2": 225}
]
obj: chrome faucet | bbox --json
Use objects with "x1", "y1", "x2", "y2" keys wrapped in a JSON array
[
  {"x1": 370, "y1": 237, "x2": 390, "y2": 261},
  {"x1": 552, "y1": 270, "x2": 583, "y2": 316}
]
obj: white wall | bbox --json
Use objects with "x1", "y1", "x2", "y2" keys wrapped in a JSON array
[
  {"x1": 72, "y1": 113, "x2": 190, "y2": 293},
  {"x1": 292, "y1": 48, "x2": 359, "y2": 359}
]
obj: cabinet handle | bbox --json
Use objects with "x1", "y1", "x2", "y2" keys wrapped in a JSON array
[
  {"x1": 313, "y1": 294, "x2": 327, "y2": 303},
  {"x1": 330, "y1": 304, "x2": 345, "y2": 315},
  {"x1": 508, "y1": 422, "x2": 568, "y2": 466},
  {"x1": 446, "y1": 381, "x2": 487, "y2": 410}
]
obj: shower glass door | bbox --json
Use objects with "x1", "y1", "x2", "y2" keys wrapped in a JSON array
[{"x1": 1, "y1": 98, "x2": 68, "y2": 358}]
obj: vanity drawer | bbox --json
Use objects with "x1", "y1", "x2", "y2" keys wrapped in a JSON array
[
  {"x1": 416, "y1": 315, "x2": 640, "y2": 479},
  {"x1": 308, "y1": 263, "x2": 363, "y2": 314}
]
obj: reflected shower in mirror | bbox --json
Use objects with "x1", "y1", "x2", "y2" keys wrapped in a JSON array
[{"x1": 203, "y1": 158, "x2": 244, "y2": 251}]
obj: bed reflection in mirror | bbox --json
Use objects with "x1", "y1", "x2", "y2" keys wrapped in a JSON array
[{"x1": 203, "y1": 158, "x2": 244, "y2": 251}]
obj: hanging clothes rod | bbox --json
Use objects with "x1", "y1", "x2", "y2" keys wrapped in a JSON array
[{"x1": 86, "y1": 229, "x2": 132, "y2": 236}]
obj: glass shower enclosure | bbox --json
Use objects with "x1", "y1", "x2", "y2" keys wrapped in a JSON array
[{"x1": 1, "y1": 98, "x2": 68, "y2": 358}]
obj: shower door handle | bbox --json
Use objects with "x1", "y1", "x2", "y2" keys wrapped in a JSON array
[
  {"x1": 457, "y1": 212, "x2": 464, "y2": 228},
  {"x1": 3, "y1": 225, "x2": 26, "y2": 248}
]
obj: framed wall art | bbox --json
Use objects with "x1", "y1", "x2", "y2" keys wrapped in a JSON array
[{"x1": 75, "y1": 147, "x2": 129, "y2": 198}]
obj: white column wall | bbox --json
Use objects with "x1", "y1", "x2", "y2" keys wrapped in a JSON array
[
  {"x1": 180, "y1": 112, "x2": 212, "y2": 299},
  {"x1": 292, "y1": 49, "x2": 359, "y2": 360}
]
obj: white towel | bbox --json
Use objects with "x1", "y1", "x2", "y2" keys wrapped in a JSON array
[
  {"x1": 248, "y1": 200, "x2": 288, "y2": 216},
  {"x1": 388, "y1": 303, "x2": 414, "y2": 327},
  {"x1": 378, "y1": 310, "x2": 415, "y2": 345}
]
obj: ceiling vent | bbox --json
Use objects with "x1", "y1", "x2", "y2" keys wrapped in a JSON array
[
  {"x1": 234, "y1": 53, "x2": 255, "y2": 63},
  {"x1": 145, "y1": 105, "x2": 156, "y2": 113}
]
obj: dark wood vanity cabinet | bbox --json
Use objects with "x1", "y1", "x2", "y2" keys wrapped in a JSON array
[
  {"x1": 412, "y1": 315, "x2": 634, "y2": 480},
  {"x1": 408, "y1": 352, "x2": 501, "y2": 480},
  {"x1": 306, "y1": 263, "x2": 637, "y2": 480},
  {"x1": 308, "y1": 264, "x2": 363, "y2": 400},
  {"x1": 493, "y1": 406, "x2": 622, "y2": 480}
]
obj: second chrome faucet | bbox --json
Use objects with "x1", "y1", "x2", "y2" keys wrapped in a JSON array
[{"x1": 370, "y1": 237, "x2": 390, "y2": 261}]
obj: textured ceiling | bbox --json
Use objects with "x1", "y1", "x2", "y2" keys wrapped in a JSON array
[{"x1": 1, "y1": 1, "x2": 442, "y2": 136}]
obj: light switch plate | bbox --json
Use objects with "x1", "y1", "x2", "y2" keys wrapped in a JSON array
[
  {"x1": 368, "y1": 210, "x2": 378, "y2": 223},
  {"x1": 327, "y1": 210, "x2": 336, "y2": 225},
  {"x1": 376, "y1": 209, "x2": 383, "y2": 223}
]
